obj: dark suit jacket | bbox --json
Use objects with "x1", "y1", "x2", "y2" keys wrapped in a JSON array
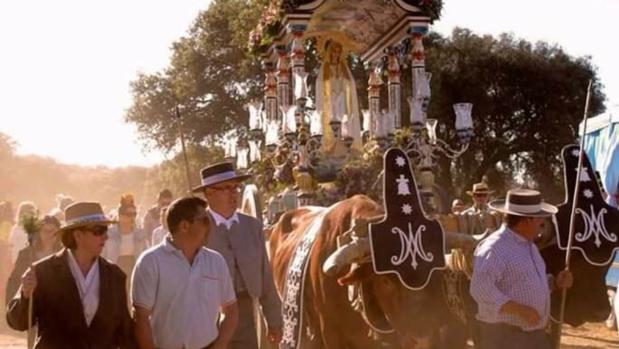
[{"x1": 6, "y1": 249, "x2": 136, "y2": 349}]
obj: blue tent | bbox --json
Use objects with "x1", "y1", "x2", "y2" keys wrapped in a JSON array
[{"x1": 580, "y1": 107, "x2": 619, "y2": 286}]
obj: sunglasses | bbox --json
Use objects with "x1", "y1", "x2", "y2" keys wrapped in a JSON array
[
  {"x1": 85, "y1": 225, "x2": 108, "y2": 236},
  {"x1": 473, "y1": 193, "x2": 488, "y2": 197}
]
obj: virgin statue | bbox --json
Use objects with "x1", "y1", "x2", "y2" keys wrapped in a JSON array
[{"x1": 315, "y1": 40, "x2": 362, "y2": 154}]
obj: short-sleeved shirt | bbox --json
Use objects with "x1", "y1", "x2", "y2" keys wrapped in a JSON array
[{"x1": 132, "y1": 237, "x2": 236, "y2": 349}]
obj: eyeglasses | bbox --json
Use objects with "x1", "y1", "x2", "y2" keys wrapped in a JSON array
[
  {"x1": 210, "y1": 184, "x2": 241, "y2": 192},
  {"x1": 85, "y1": 225, "x2": 108, "y2": 236}
]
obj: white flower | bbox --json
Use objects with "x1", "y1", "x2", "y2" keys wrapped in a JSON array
[
  {"x1": 577, "y1": 168, "x2": 592, "y2": 182},
  {"x1": 571, "y1": 149, "x2": 580, "y2": 157},
  {"x1": 583, "y1": 189, "x2": 593, "y2": 199},
  {"x1": 402, "y1": 203, "x2": 413, "y2": 215},
  {"x1": 395, "y1": 156, "x2": 407, "y2": 167}
]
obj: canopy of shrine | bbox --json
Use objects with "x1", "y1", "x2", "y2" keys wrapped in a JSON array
[{"x1": 250, "y1": 0, "x2": 442, "y2": 64}]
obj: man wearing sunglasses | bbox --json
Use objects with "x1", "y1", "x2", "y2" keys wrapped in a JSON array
[
  {"x1": 460, "y1": 182, "x2": 501, "y2": 236},
  {"x1": 193, "y1": 162, "x2": 282, "y2": 349},
  {"x1": 6, "y1": 201, "x2": 135, "y2": 349}
]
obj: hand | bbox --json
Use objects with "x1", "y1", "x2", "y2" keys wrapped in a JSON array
[
  {"x1": 555, "y1": 270, "x2": 574, "y2": 290},
  {"x1": 21, "y1": 267, "x2": 37, "y2": 299},
  {"x1": 515, "y1": 304, "x2": 541, "y2": 326},
  {"x1": 267, "y1": 326, "x2": 282, "y2": 343}
]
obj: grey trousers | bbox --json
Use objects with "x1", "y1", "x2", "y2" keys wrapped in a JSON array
[
  {"x1": 478, "y1": 322, "x2": 550, "y2": 349},
  {"x1": 228, "y1": 293, "x2": 259, "y2": 349}
]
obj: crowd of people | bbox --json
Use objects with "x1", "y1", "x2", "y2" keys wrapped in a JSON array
[
  {"x1": 1, "y1": 162, "x2": 281, "y2": 349},
  {"x1": 0, "y1": 166, "x2": 580, "y2": 349}
]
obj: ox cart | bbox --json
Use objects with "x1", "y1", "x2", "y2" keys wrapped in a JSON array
[{"x1": 227, "y1": 1, "x2": 618, "y2": 348}]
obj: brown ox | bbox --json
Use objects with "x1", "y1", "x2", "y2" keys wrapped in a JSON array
[
  {"x1": 269, "y1": 195, "x2": 612, "y2": 349},
  {"x1": 269, "y1": 195, "x2": 470, "y2": 349}
]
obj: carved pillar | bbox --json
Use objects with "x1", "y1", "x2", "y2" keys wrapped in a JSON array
[
  {"x1": 276, "y1": 47, "x2": 290, "y2": 111},
  {"x1": 289, "y1": 27, "x2": 308, "y2": 132},
  {"x1": 387, "y1": 49, "x2": 402, "y2": 129},
  {"x1": 410, "y1": 30, "x2": 426, "y2": 100},
  {"x1": 408, "y1": 29, "x2": 430, "y2": 129},
  {"x1": 368, "y1": 66, "x2": 384, "y2": 139},
  {"x1": 290, "y1": 28, "x2": 306, "y2": 94},
  {"x1": 263, "y1": 61, "x2": 278, "y2": 123}
]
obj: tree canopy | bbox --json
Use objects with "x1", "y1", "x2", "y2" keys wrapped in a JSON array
[{"x1": 125, "y1": 0, "x2": 606, "y2": 204}]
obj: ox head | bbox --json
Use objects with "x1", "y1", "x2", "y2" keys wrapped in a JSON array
[{"x1": 322, "y1": 218, "x2": 476, "y2": 349}]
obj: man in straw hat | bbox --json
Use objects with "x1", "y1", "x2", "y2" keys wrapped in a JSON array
[
  {"x1": 193, "y1": 162, "x2": 282, "y2": 349},
  {"x1": 460, "y1": 182, "x2": 501, "y2": 236},
  {"x1": 470, "y1": 189, "x2": 573, "y2": 349},
  {"x1": 6, "y1": 202, "x2": 135, "y2": 349}
]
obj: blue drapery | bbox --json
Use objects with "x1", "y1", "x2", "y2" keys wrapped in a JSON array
[{"x1": 580, "y1": 107, "x2": 619, "y2": 207}]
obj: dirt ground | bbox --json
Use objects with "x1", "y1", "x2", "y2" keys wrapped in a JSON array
[{"x1": 1, "y1": 318, "x2": 617, "y2": 348}]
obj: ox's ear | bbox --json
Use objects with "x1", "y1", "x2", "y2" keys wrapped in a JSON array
[{"x1": 337, "y1": 264, "x2": 371, "y2": 286}]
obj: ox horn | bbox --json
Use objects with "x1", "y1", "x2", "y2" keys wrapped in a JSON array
[
  {"x1": 323, "y1": 237, "x2": 370, "y2": 277},
  {"x1": 444, "y1": 231, "x2": 478, "y2": 251}
]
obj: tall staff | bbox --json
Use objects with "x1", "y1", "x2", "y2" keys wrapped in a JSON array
[
  {"x1": 554, "y1": 80, "x2": 593, "y2": 349},
  {"x1": 22, "y1": 214, "x2": 40, "y2": 349},
  {"x1": 175, "y1": 106, "x2": 193, "y2": 194}
]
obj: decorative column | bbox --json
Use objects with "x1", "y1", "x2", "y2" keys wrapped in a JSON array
[
  {"x1": 289, "y1": 27, "x2": 306, "y2": 95},
  {"x1": 368, "y1": 66, "x2": 384, "y2": 139},
  {"x1": 387, "y1": 49, "x2": 402, "y2": 129},
  {"x1": 289, "y1": 26, "x2": 309, "y2": 136},
  {"x1": 263, "y1": 61, "x2": 278, "y2": 123},
  {"x1": 410, "y1": 30, "x2": 426, "y2": 85},
  {"x1": 408, "y1": 28, "x2": 430, "y2": 130},
  {"x1": 276, "y1": 46, "x2": 291, "y2": 112}
]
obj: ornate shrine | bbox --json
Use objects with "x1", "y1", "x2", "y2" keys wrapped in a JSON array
[{"x1": 228, "y1": 0, "x2": 474, "y2": 225}]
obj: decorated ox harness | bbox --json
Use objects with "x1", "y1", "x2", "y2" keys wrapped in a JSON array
[{"x1": 281, "y1": 207, "x2": 328, "y2": 349}]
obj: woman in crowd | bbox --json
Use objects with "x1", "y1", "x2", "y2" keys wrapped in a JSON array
[
  {"x1": 8, "y1": 201, "x2": 37, "y2": 264},
  {"x1": 150, "y1": 205, "x2": 169, "y2": 246},
  {"x1": 103, "y1": 194, "x2": 148, "y2": 281},
  {"x1": 5, "y1": 215, "x2": 62, "y2": 304},
  {"x1": 6, "y1": 201, "x2": 135, "y2": 348},
  {"x1": 0, "y1": 201, "x2": 14, "y2": 308}
]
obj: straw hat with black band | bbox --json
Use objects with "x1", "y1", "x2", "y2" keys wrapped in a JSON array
[
  {"x1": 57, "y1": 202, "x2": 116, "y2": 247},
  {"x1": 192, "y1": 162, "x2": 251, "y2": 193},
  {"x1": 466, "y1": 182, "x2": 495, "y2": 196},
  {"x1": 488, "y1": 188, "x2": 558, "y2": 217}
]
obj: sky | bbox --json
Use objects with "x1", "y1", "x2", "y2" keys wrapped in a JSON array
[{"x1": 0, "y1": 0, "x2": 617, "y2": 168}]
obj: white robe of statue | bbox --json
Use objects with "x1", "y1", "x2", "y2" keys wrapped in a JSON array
[{"x1": 314, "y1": 41, "x2": 362, "y2": 154}]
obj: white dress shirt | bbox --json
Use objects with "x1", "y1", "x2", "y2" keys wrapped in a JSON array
[
  {"x1": 208, "y1": 208, "x2": 239, "y2": 230},
  {"x1": 66, "y1": 250, "x2": 100, "y2": 327}
]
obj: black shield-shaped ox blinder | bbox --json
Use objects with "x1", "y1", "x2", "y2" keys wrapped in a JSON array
[
  {"x1": 554, "y1": 144, "x2": 619, "y2": 266},
  {"x1": 369, "y1": 147, "x2": 446, "y2": 290}
]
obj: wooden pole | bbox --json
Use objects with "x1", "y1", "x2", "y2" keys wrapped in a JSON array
[
  {"x1": 27, "y1": 235, "x2": 35, "y2": 348},
  {"x1": 554, "y1": 80, "x2": 593, "y2": 349},
  {"x1": 176, "y1": 106, "x2": 193, "y2": 195}
]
